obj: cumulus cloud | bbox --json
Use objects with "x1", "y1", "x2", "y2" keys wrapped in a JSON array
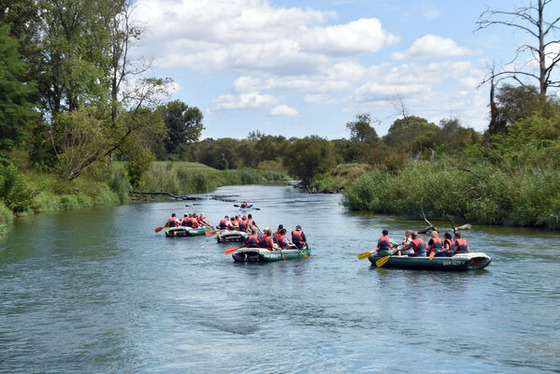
[
  {"x1": 213, "y1": 92, "x2": 277, "y2": 110},
  {"x1": 392, "y1": 34, "x2": 473, "y2": 60},
  {"x1": 270, "y1": 105, "x2": 299, "y2": 116},
  {"x1": 134, "y1": 0, "x2": 398, "y2": 74}
]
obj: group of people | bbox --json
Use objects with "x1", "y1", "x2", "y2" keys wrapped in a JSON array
[
  {"x1": 218, "y1": 214, "x2": 257, "y2": 232},
  {"x1": 244, "y1": 224, "x2": 308, "y2": 251},
  {"x1": 165, "y1": 212, "x2": 211, "y2": 228},
  {"x1": 376, "y1": 229, "x2": 470, "y2": 257}
]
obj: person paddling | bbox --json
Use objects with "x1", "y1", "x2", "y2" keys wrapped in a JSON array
[
  {"x1": 454, "y1": 232, "x2": 470, "y2": 253},
  {"x1": 291, "y1": 225, "x2": 308, "y2": 249},
  {"x1": 401, "y1": 232, "x2": 426, "y2": 257},
  {"x1": 166, "y1": 213, "x2": 178, "y2": 228}
]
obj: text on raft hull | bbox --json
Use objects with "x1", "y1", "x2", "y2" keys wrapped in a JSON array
[{"x1": 232, "y1": 247, "x2": 311, "y2": 262}]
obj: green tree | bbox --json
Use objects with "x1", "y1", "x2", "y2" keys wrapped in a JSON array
[
  {"x1": 0, "y1": 24, "x2": 36, "y2": 152},
  {"x1": 283, "y1": 136, "x2": 337, "y2": 185},
  {"x1": 159, "y1": 100, "x2": 204, "y2": 156},
  {"x1": 383, "y1": 115, "x2": 439, "y2": 157}
]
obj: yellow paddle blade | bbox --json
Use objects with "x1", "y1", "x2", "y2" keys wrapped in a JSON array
[
  {"x1": 357, "y1": 251, "x2": 374, "y2": 260},
  {"x1": 375, "y1": 255, "x2": 391, "y2": 268}
]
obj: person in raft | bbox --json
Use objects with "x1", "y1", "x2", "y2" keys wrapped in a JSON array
[
  {"x1": 218, "y1": 215, "x2": 232, "y2": 231},
  {"x1": 273, "y1": 226, "x2": 295, "y2": 249},
  {"x1": 243, "y1": 228, "x2": 261, "y2": 248},
  {"x1": 259, "y1": 227, "x2": 277, "y2": 251},
  {"x1": 291, "y1": 225, "x2": 308, "y2": 249},
  {"x1": 198, "y1": 212, "x2": 211, "y2": 227},
  {"x1": 428, "y1": 231, "x2": 445, "y2": 257},
  {"x1": 377, "y1": 229, "x2": 397, "y2": 256},
  {"x1": 454, "y1": 232, "x2": 470, "y2": 253},
  {"x1": 442, "y1": 232, "x2": 456, "y2": 256},
  {"x1": 180, "y1": 213, "x2": 190, "y2": 227},
  {"x1": 401, "y1": 232, "x2": 426, "y2": 257},
  {"x1": 166, "y1": 213, "x2": 178, "y2": 228}
]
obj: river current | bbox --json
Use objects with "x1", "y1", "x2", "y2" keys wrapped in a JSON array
[{"x1": 1, "y1": 184, "x2": 559, "y2": 373}]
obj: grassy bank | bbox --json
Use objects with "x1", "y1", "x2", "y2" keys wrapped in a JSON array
[
  {"x1": 0, "y1": 161, "x2": 288, "y2": 239},
  {"x1": 136, "y1": 161, "x2": 288, "y2": 195},
  {"x1": 343, "y1": 160, "x2": 560, "y2": 230}
]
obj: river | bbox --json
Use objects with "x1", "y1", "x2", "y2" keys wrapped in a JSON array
[{"x1": 1, "y1": 184, "x2": 559, "y2": 373}]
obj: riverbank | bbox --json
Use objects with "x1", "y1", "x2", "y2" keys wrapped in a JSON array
[
  {"x1": 343, "y1": 159, "x2": 560, "y2": 230},
  {"x1": 0, "y1": 161, "x2": 289, "y2": 239}
]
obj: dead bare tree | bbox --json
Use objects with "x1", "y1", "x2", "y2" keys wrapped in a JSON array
[{"x1": 476, "y1": 0, "x2": 560, "y2": 99}]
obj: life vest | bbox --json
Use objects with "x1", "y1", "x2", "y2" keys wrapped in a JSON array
[
  {"x1": 455, "y1": 238, "x2": 468, "y2": 253},
  {"x1": 168, "y1": 217, "x2": 178, "y2": 227},
  {"x1": 189, "y1": 217, "x2": 199, "y2": 228},
  {"x1": 230, "y1": 219, "x2": 238, "y2": 229},
  {"x1": 219, "y1": 219, "x2": 229, "y2": 230},
  {"x1": 274, "y1": 232, "x2": 287, "y2": 248},
  {"x1": 240, "y1": 203, "x2": 248, "y2": 208},
  {"x1": 378, "y1": 236, "x2": 392, "y2": 252},
  {"x1": 429, "y1": 237, "x2": 443, "y2": 252},
  {"x1": 245, "y1": 233, "x2": 260, "y2": 248},
  {"x1": 238, "y1": 221, "x2": 247, "y2": 232},
  {"x1": 260, "y1": 234, "x2": 273, "y2": 250},
  {"x1": 180, "y1": 217, "x2": 189, "y2": 227},
  {"x1": 292, "y1": 230, "x2": 305, "y2": 249},
  {"x1": 444, "y1": 238, "x2": 455, "y2": 256},
  {"x1": 411, "y1": 238, "x2": 426, "y2": 256}
]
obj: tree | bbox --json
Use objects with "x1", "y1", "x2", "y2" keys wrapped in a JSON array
[
  {"x1": 346, "y1": 113, "x2": 378, "y2": 143},
  {"x1": 491, "y1": 84, "x2": 542, "y2": 134},
  {"x1": 283, "y1": 136, "x2": 337, "y2": 185},
  {"x1": 159, "y1": 100, "x2": 204, "y2": 156},
  {"x1": 383, "y1": 116, "x2": 440, "y2": 157},
  {"x1": 0, "y1": 24, "x2": 36, "y2": 152},
  {"x1": 476, "y1": 0, "x2": 560, "y2": 98}
]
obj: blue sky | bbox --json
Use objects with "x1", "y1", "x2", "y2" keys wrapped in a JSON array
[{"x1": 131, "y1": 0, "x2": 560, "y2": 139}]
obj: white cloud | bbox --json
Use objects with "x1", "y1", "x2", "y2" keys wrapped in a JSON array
[
  {"x1": 134, "y1": 0, "x2": 398, "y2": 74},
  {"x1": 213, "y1": 92, "x2": 277, "y2": 110},
  {"x1": 301, "y1": 18, "x2": 400, "y2": 56},
  {"x1": 270, "y1": 105, "x2": 299, "y2": 116},
  {"x1": 392, "y1": 34, "x2": 473, "y2": 60}
]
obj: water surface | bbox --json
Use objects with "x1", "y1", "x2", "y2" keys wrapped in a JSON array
[{"x1": 1, "y1": 185, "x2": 559, "y2": 373}]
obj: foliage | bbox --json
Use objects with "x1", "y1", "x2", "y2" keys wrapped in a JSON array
[
  {"x1": 383, "y1": 116, "x2": 440, "y2": 157},
  {"x1": 0, "y1": 24, "x2": 37, "y2": 152},
  {"x1": 283, "y1": 136, "x2": 337, "y2": 185},
  {"x1": 0, "y1": 160, "x2": 35, "y2": 212},
  {"x1": 158, "y1": 100, "x2": 204, "y2": 155}
]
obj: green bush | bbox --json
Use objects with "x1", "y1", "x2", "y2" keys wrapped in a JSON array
[{"x1": 0, "y1": 162, "x2": 35, "y2": 213}]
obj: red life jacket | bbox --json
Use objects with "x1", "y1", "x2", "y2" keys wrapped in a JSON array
[
  {"x1": 274, "y1": 232, "x2": 286, "y2": 248},
  {"x1": 378, "y1": 235, "x2": 391, "y2": 251},
  {"x1": 245, "y1": 233, "x2": 260, "y2": 248},
  {"x1": 189, "y1": 217, "x2": 199, "y2": 228},
  {"x1": 455, "y1": 238, "x2": 468, "y2": 253},
  {"x1": 444, "y1": 238, "x2": 455, "y2": 255},
  {"x1": 411, "y1": 238, "x2": 426, "y2": 256},
  {"x1": 429, "y1": 237, "x2": 443, "y2": 252},
  {"x1": 238, "y1": 221, "x2": 247, "y2": 232},
  {"x1": 180, "y1": 217, "x2": 189, "y2": 226},
  {"x1": 219, "y1": 219, "x2": 229, "y2": 230},
  {"x1": 260, "y1": 234, "x2": 273, "y2": 250},
  {"x1": 168, "y1": 217, "x2": 178, "y2": 227}
]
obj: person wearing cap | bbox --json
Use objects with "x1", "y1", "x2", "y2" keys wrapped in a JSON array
[{"x1": 291, "y1": 225, "x2": 308, "y2": 249}]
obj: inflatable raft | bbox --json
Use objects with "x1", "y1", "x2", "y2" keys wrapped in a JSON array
[
  {"x1": 165, "y1": 226, "x2": 215, "y2": 237},
  {"x1": 368, "y1": 252, "x2": 492, "y2": 271},
  {"x1": 232, "y1": 247, "x2": 311, "y2": 262},
  {"x1": 217, "y1": 230, "x2": 248, "y2": 243}
]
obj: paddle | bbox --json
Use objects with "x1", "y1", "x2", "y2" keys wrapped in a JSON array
[
  {"x1": 224, "y1": 247, "x2": 239, "y2": 255},
  {"x1": 375, "y1": 255, "x2": 391, "y2": 267},
  {"x1": 429, "y1": 251, "x2": 436, "y2": 260},
  {"x1": 357, "y1": 251, "x2": 375, "y2": 260},
  {"x1": 298, "y1": 247, "x2": 309, "y2": 259},
  {"x1": 154, "y1": 224, "x2": 169, "y2": 233},
  {"x1": 205, "y1": 230, "x2": 217, "y2": 236}
]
